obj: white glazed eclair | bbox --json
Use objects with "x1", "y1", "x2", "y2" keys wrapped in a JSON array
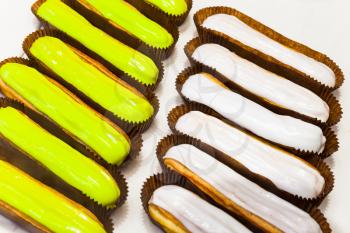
[
  {"x1": 192, "y1": 43, "x2": 330, "y2": 122},
  {"x1": 163, "y1": 144, "x2": 322, "y2": 233},
  {"x1": 202, "y1": 14, "x2": 336, "y2": 87},
  {"x1": 181, "y1": 72, "x2": 326, "y2": 153},
  {"x1": 149, "y1": 185, "x2": 252, "y2": 233},
  {"x1": 175, "y1": 110, "x2": 325, "y2": 199}
]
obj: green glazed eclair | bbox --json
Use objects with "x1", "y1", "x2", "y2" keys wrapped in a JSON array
[
  {"x1": 145, "y1": 0, "x2": 188, "y2": 16},
  {"x1": 0, "y1": 60, "x2": 130, "y2": 166},
  {"x1": 0, "y1": 160, "x2": 107, "y2": 233},
  {"x1": 76, "y1": 0, "x2": 174, "y2": 49},
  {"x1": 28, "y1": 36, "x2": 154, "y2": 124},
  {"x1": 0, "y1": 106, "x2": 120, "y2": 206},
  {"x1": 34, "y1": 0, "x2": 159, "y2": 86}
]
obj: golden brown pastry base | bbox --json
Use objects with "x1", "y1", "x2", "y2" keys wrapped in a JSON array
[
  {"x1": 164, "y1": 158, "x2": 283, "y2": 233},
  {"x1": 149, "y1": 203, "x2": 190, "y2": 233},
  {"x1": 0, "y1": 59, "x2": 130, "y2": 144}
]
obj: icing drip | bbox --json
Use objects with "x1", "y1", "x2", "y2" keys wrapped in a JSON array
[
  {"x1": 150, "y1": 185, "x2": 252, "y2": 233},
  {"x1": 164, "y1": 144, "x2": 322, "y2": 233},
  {"x1": 192, "y1": 43, "x2": 329, "y2": 122},
  {"x1": 181, "y1": 73, "x2": 326, "y2": 153},
  {"x1": 175, "y1": 111, "x2": 325, "y2": 198},
  {"x1": 202, "y1": 14, "x2": 336, "y2": 87}
]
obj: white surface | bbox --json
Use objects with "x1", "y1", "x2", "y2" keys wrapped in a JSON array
[
  {"x1": 149, "y1": 185, "x2": 252, "y2": 233},
  {"x1": 202, "y1": 13, "x2": 336, "y2": 87},
  {"x1": 0, "y1": 0, "x2": 349, "y2": 232},
  {"x1": 163, "y1": 144, "x2": 322, "y2": 233},
  {"x1": 181, "y1": 73, "x2": 326, "y2": 153},
  {"x1": 192, "y1": 43, "x2": 330, "y2": 122}
]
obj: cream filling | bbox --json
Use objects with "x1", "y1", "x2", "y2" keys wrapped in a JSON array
[
  {"x1": 164, "y1": 144, "x2": 322, "y2": 233},
  {"x1": 192, "y1": 43, "x2": 330, "y2": 122},
  {"x1": 149, "y1": 185, "x2": 252, "y2": 233},
  {"x1": 175, "y1": 111, "x2": 325, "y2": 198},
  {"x1": 202, "y1": 14, "x2": 336, "y2": 87},
  {"x1": 181, "y1": 73, "x2": 326, "y2": 153}
]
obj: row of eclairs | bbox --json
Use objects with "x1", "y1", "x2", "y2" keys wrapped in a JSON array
[
  {"x1": 0, "y1": 0, "x2": 191, "y2": 232},
  {"x1": 144, "y1": 6, "x2": 342, "y2": 233}
]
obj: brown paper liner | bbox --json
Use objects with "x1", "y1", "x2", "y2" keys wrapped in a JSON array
[
  {"x1": 194, "y1": 7, "x2": 344, "y2": 93},
  {"x1": 0, "y1": 159, "x2": 115, "y2": 233},
  {"x1": 141, "y1": 172, "x2": 264, "y2": 232},
  {"x1": 172, "y1": 81, "x2": 338, "y2": 159},
  {"x1": 0, "y1": 60, "x2": 142, "y2": 168},
  {"x1": 184, "y1": 37, "x2": 342, "y2": 127},
  {"x1": 125, "y1": 0, "x2": 192, "y2": 26},
  {"x1": 62, "y1": 0, "x2": 179, "y2": 60},
  {"x1": 141, "y1": 172, "x2": 330, "y2": 233},
  {"x1": 0, "y1": 99, "x2": 128, "y2": 209},
  {"x1": 156, "y1": 134, "x2": 333, "y2": 210},
  {"x1": 23, "y1": 30, "x2": 160, "y2": 135},
  {"x1": 32, "y1": 0, "x2": 164, "y2": 95}
]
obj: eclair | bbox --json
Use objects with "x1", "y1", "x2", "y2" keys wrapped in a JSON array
[
  {"x1": 33, "y1": 0, "x2": 159, "y2": 86},
  {"x1": 74, "y1": 0, "x2": 174, "y2": 49},
  {"x1": 144, "y1": 0, "x2": 188, "y2": 16},
  {"x1": 0, "y1": 106, "x2": 120, "y2": 206},
  {"x1": 191, "y1": 43, "x2": 330, "y2": 123},
  {"x1": 0, "y1": 60, "x2": 130, "y2": 165},
  {"x1": 27, "y1": 36, "x2": 154, "y2": 124},
  {"x1": 0, "y1": 160, "x2": 107, "y2": 233},
  {"x1": 179, "y1": 72, "x2": 326, "y2": 153},
  {"x1": 163, "y1": 144, "x2": 323, "y2": 233},
  {"x1": 149, "y1": 185, "x2": 252, "y2": 233},
  {"x1": 171, "y1": 109, "x2": 325, "y2": 199},
  {"x1": 195, "y1": 8, "x2": 343, "y2": 90}
]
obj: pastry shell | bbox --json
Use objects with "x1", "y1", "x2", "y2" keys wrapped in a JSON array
[
  {"x1": 141, "y1": 172, "x2": 331, "y2": 233},
  {"x1": 0, "y1": 158, "x2": 115, "y2": 233},
  {"x1": 32, "y1": 0, "x2": 164, "y2": 95},
  {"x1": 194, "y1": 6, "x2": 344, "y2": 93},
  {"x1": 125, "y1": 0, "x2": 192, "y2": 26},
  {"x1": 23, "y1": 29, "x2": 160, "y2": 134},
  {"x1": 175, "y1": 71, "x2": 338, "y2": 159},
  {"x1": 184, "y1": 37, "x2": 342, "y2": 127},
  {"x1": 0, "y1": 58, "x2": 142, "y2": 168},
  {"x1": 62, "y1": 0, "x2": 179, "y2": 60},
  {"x1": 156, "y1": 134, "x2": 333, "y2": 210}
]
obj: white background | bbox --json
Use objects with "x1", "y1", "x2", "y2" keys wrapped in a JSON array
[{"x1": 0, "y1": 0, "x2": 349, "y2": 232}]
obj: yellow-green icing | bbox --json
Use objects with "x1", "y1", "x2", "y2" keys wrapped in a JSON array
[
  {"x1": 145, "y1": 0, "x2": 187, "y2": 16},
  {"x1": 37, "y1": 0, "x2": 158, "y2": 85},
  {"x1": 0, "y1": 63, "x2": 130, "y2": 165},
  {"x1": 0, "y1": 160, "x2": 106, "y2": 233},
  {"x1": 30, "y1": 36, "x2": 154, "y2": 123},
  {"x1": 82, "y1": 0, "x2": 173, "y2": 48},
  {"x1": 0, "y1": 107, "x2": 120, "y2": 206}
]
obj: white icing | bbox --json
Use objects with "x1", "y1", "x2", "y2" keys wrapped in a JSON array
[
  {"x1": 164, "y1": 144, "x2": 322, "y2": 233},
  {"x1": 192, "y1": 43, "x2": 330, "y2": 122},
  {"x1": 181, "y1": 73, "x2": 326, "y2": 153},
  {"x1": 175, "y1": 111, "x2": 325, "y2": 198},
  {"x1": 149, "y1": 185, "x2": 252, "y2": 233},
  {"x1": 202, "y1": 14, "x2": 336, "y2": 87}
]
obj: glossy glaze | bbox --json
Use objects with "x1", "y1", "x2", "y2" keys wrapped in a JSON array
[
  {"x1": 0, "y1": 107, "x2": 120, "y2": 206},
  {"x1": 181, "y1": 73, "x2": 326, "y2": 153},
  {"x1": 0, "y1": 63, "x2": 130, "y2": 165},
  {"x1": 202, "y1": 14, "x2": 335, "y2": 87},
  {"x1": 175, "y1": 111, "x2": 325, "y2": 198},
  {"x1": 150, "y1": 185, "x2": 252, "y2": 233},
  {"x1": 145, "y1": 0, "x2": 187, "y2": 16},
  {"x1": 164, "y1": 144, "x2": 322, "y2": 233},
  {"x1": 0, "y1": 160, "x2": 106, "y2": 233},
  {"x1": 192, "y1": 44, "x2": 329, "y2": 122},
  {"x1": 30, "y1": 36, "x2": 154, "y2": 123},
  {"x1": 82, "y1": 0, "x2": 173, "y2": 48},
  {"x1": 37, "y1": 0, "x2": 158, "y2": 85}
]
